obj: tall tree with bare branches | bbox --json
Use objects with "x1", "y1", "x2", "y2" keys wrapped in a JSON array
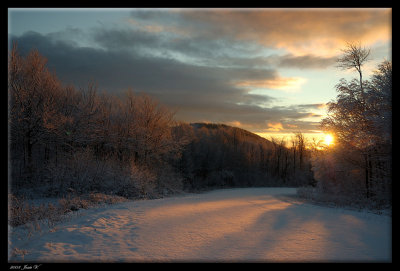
[{"x1": 336, "y1": 42, "x2": 371, "y2": 100}]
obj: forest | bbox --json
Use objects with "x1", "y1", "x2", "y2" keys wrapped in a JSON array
[{"x1": 8, "y1": 42, "x2": 391, "y2": 215}]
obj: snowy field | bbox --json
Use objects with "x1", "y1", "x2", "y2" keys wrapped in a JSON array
[{"x1": 9, "y1": 187, "x2": 391, "y2": 262}]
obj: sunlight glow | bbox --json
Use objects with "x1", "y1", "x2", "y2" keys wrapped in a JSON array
[{"x1": 324, "y1": 134, "x2": 334, "y2": 146}]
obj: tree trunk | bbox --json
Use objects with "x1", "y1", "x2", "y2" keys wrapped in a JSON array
[
  {"x1": 25, "y1": 136, "x2": 33, "y2": 180},
  {"x1": 364, "y1": 153, "x2": 370, "y2": 198},
  {"x1": 293, "y1": 148, "x2": 296, "y2": 174},
  {"x1": 368, "y1": 152, "x2": 373, "y2": 197}
]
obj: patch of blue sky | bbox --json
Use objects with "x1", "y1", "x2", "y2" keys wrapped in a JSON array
[{"x1": 8, "y1": 8, "x2": 129, "y2": 35}]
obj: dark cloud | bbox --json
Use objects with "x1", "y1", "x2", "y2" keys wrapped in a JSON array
[
  {"x1": 10, "y1": 29, "x2": 322, "y2": 134},
  {"x1": 90, "y1": 24, "x2": 264, "y2": 68},
  {"x1": 277, "y1": 54, "x2": 337, "y2": 69},
  {"x1": 129, "y1": 9, "x2": 180, "y2": 22},
  {"x1": 91, "y1": 27, "x2": 163, "y2": 52},
  {"x1": 295, "y1": 103, "x2": 325, "y2": 110},
  {"x1": 191, "y1": 53, "x2": 336, "y2": 70},
  {"x1": 11, "y1": 29, "x2": 282, "y2": 90}
]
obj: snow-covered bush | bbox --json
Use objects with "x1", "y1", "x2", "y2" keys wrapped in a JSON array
[
  {"x1": 311, "y1": 146, "x2": 364, "y2": 194},
  {"x1": 8, "y1": 191, "x2": 128, "y2": 230},
  {"x1": 8, "y1": 194, "x2": 64, "y2": 227},
  {"x1": 43, "y1": 148, "x2": 115, "y2": 196},
  {"x1": 306, "y1": 142, "x2": 391, "y2": 210},
  {"x1": 87, "y1": 192, "x2": 127, "y2": 205},
  {"x1": 129, "y1": 163, "x2": 157, "y2": 198},
  {"x1": 155, "y1": 165, "x2": 184, "y2": 196},
  {"x1": 58, "y1": 195, "x2": 90, "y2": 212}
]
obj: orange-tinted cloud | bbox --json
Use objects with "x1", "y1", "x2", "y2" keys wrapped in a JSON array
[
  {"x1": 234, "y1": 76, "x2": 307, "y2": 92},
  {"x1": 267, "y1": 122, "x2": 284, "y2": 131},
  {"x1": 226, "y1": 120, "x2": 242, "y2": 127},
  {"x1": 179, "y1": 8, "x2": 391, "y2": 56}
]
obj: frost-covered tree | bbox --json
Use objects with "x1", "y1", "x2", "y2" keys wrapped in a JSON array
[
  {"x1": 318, "y1": 42, "x2": 391, "y2": 205},
  {"x1": 336, "y1": 41, "x2": 370, "y2": 96},
  {"x1": 9, "y1": 43, "x2": 64, "y2": 180},
  {"x1": 368, "y1": 60, "x2": 392, "y2": 145}
]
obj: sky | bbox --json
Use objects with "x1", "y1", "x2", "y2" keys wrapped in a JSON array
[{"x1": 8, "y1": 8, "x2": 392, "y2": 143}]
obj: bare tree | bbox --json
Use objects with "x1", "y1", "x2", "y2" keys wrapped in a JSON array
[
  {"x1": 336, "y1": 42, "x2": 371, "y2": 98},
  {"x1": 9, "y1": 44, "x2": 63, "y2": 178},
  {"x1": 294, "y1": 132, "x2": 306, "y2": 171}
]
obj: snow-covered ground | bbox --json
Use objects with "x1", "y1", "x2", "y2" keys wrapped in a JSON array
[{"x1": 8, "y1": 187, "x2": 391, "y2": 262}]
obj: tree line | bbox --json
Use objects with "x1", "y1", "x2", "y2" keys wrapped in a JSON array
[{"x1": 8, "y1": 43, "x2": 314, "y2": 199}]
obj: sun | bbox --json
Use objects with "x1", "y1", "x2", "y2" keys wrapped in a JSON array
[{"x1": 324, "y1": 134, "x2": 334, "y2": 146}]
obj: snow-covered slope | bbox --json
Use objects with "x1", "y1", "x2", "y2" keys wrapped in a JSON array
[{"x1": 9, "y1": 188, "x2": 391, "y2": 262}]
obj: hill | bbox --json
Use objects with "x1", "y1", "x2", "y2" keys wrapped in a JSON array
[
  {"x1": 190, "y1": 122, "x2": 275, "y2": 148},
  {"x1": 172, "y1": 122, "x2": 313, "y2": 190}
]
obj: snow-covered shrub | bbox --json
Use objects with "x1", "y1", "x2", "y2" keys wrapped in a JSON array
[
  {"x1": 58, "y1": 195, "x2": 90, "y2": 213},
  {"x1": 306, "y1": 143, "x2": 391, "y2": 210},
  {"x1": 155, "y1": 165, "x2": 184, "y2": 196},
  {"x1": 9, "y1": 194, "x2": 37, "y2": 227},
  {"x1": 130, "y1": 163, "x2": 157, "y2": 198},
  {"x1": 8, "y1": 194, "x2": 64, "y2": 227},
  {"x1": 58, "y1": 193, "x2": 128, "y2": 213},
  {"x1": 111, "y1": 173, "x2": 138, "y2": 199},
  {"x1": 296, "y1": 186, "x2": 316, "y2": 200},
  {"x1": 310, "y1": 146, "x2": 362, "y2": 197},
  {"x1": 42, "y1": 148, "x2": 96, "y2": 196},
  {"x1": 43, "y1": 148, "x2": 125, "y2": 196},
  {"x1": 87, "y1": 192, "x2": 127, "y2": 205}
]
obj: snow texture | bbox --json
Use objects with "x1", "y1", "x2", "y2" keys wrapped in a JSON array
[{"x1": 9, "y1": 188, "x2": 391, "y2": 262}]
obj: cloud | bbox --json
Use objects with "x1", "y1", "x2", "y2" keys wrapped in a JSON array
[
  {"x1": 91, "y1": 26, "x2": 163, "y2": 52},
  {"x1": 234, "y1": 76, "x2": 307, "y2": 92},
  {"x1": 277, "y1": 54, "x2": 337, "y2": 69},
  {"x1": 169, "y1": 8, "x2": 391, "y2": 56},
  {"x1": 267, "y1": 122, "x2": 284, "y2": 132},
  {"x1": 127, "y1": 18, "x2": 165, "y2": 33}
]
